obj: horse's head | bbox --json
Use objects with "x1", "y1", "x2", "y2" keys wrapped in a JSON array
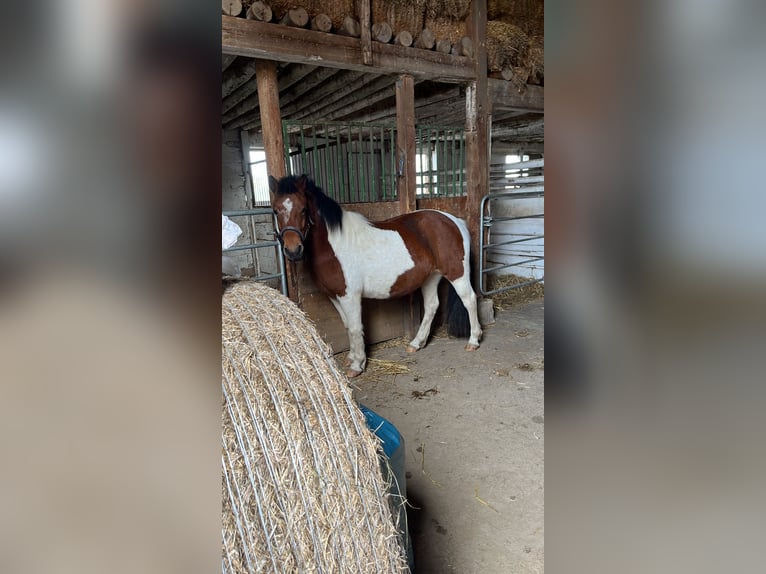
[{"x1": 269, "y1": 174, "x2": 313, "y2": 262}]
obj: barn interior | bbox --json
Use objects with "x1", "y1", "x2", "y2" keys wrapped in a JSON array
[{"x1": 222, "y1": 1, "x2": 543, "y2": 571}]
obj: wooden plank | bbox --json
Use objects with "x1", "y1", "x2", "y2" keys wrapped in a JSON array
[
  {"x1": 343, "y1": 201, "x2": 401, "y2": 221},
  {"x1": 395, "y1": 74, "x2": 419, "y2": 340},
  {"x1": 491, "y1": 117, "x2": 544, "y2": 141},
  {"x1": 416, "y1": 195, "x2": 467, "y2": 214},
  {"x1": 358, "y1": 0, "x2": 372, "y2": 65},
  {"x1": 465, "y1": 0, "x2": 489, "y2": 289},
  {"x1": 488, "y1": 79, "x2": 544, "y2": 112},
  {"x1": 222, "y1": 16, "x2": 474, "y2": 82}
]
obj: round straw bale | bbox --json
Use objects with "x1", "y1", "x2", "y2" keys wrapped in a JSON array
[
  {"x1": 425, "y1": 0, "x2": 471, "y2": 21},
  {"x1": 222, "y1": 280, "x2": 408, "y2": 574},
  {"x1": 425, "y1": 17, "x2": 465, "y2": 45},
  {"x1": 306, "y1": 0, "x2": 356, "y2": 29},
  {"x1": 372, "y1": 0, "x2": 427, "y2": 36},
  {"x1": 486, "y1": 20, "x2": 529, "y2": 71}
]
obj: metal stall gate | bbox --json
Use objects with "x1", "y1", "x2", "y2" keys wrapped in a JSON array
[
  {"x1": 479, "y1": 157, "x2": 544, "y2": 296},
  {"x1": 223, "y1": 208, "x2": 288, "y2": 296},
  {"x1": 283, "y1": 120, "x2": 466, "y2": 202}
]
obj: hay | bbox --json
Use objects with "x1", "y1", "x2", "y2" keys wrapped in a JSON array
[
  {"x1": 488, "y1": 0, "x2": 544, "y2": 37},
  {"x1": 372, "y1": 0, "x2": 427, "y2": 35},
  {"x1": 488, "y1": 273, "x2": 544, "y2": 310},
  {"x1": 527, "y1": 34, "x2": 544, "y2": 84},
  {"x1": 222, "y1": 280, "x2": 408, "y2": 574},
  {"x1": 486, "y1": 20, "x2": 529, "y2": 71},
  {"x1": 425, "y1": 0, "x2": 471, "y2": 21},
  {"x1": 425, "y1": 17, "x2": 465, "y2": 44}
]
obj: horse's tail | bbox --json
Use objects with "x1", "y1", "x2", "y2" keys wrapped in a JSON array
[{"x1": 447, "y1": 283, "x2": 470, "y2": 338}]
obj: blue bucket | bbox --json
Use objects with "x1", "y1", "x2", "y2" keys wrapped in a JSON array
[{"x1": 359, "y1": 404, "x2": 413, "y2": 571}]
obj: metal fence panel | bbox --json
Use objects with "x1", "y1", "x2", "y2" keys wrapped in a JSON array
[{"x1": 283, "y1": 120, "x2": 466, "y2": 203}]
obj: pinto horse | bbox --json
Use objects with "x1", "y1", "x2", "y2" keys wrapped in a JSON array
[{"x1": 269, "y1": 174, "x2": 482, "y2": 377}]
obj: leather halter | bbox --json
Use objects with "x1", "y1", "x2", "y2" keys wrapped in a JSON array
[{"x1": 275, "y1": 214, "x2": 313, "y2": 245}]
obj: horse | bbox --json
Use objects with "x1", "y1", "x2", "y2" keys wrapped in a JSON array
[{"x1": 269, "y1": 174, "x2": 482, "y2": 377}]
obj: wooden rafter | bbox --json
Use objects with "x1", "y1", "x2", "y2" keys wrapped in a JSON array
[{"x1": 222, "y1": 16, "x2": 474, "y2": 82}]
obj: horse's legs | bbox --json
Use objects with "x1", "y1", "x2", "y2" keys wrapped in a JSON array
[
  {"x1": 330, "y1": 297, "x2": 354, "y2": 368},
  {"x1": 335, "y1": 292, "x2": 366, "y2": 377},
  {"x1": 450, "y1": 274, "x2": 483, "y2": 350},
  {"x1": 407, "y1": 273, "x2": 443, "y2": 353}
]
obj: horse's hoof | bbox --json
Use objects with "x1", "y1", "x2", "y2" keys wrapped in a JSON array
[
  {"x1": 406, "y1": 345, "x2": 419, "y2": 354},
  {"x1": 346, "y1": 368, "x2": 363, "y2": 378},
  {"x1": 465, "y1": 343, "x2": 480, "y2": 352}
]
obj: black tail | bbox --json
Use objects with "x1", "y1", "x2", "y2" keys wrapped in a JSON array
[{"x1": 447, "y1": 284, "x2": 470, "y2": 338}]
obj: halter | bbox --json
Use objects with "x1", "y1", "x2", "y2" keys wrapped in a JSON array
[{"x1": 275, "y1": 214, "x2": 313, "y2": 245}]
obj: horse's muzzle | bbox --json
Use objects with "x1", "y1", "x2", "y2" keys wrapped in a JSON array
[{"x1": 284, "y1": 244, "x2": 304, "y2": 261}]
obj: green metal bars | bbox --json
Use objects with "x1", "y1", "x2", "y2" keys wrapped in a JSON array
[
  {"x1": 414, "y1": 125, "x2": 466, "y2": 198},
  {"x1": 282, "y1": 120, "x2": 466, "y2": 203}
]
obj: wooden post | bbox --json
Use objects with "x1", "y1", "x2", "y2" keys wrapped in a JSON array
[
  {"x1": 358, "y1": 0, "x2": 372, "y2": 65},
  {"x1": 396, "y1": 74, "x2": 419, "y2": 337},
  {"x1": 255, "y1": 59, "x2": 298, "y2": 301},
  {"x1": 465, "y1": 0, "x2": 489, "y2": 290},
  {"x1": 396, "y1": 74, "x2": 416, "y2": 214}
]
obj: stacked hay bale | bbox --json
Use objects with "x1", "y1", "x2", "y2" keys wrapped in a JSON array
[
  {"x1": 372, "y1": 0, "x2": 427, "y2": 38},
  {"x1": 487, "y1": 0, "x2": 544, "y2": 84},
  {"x1": 222, "y1": 281, "x2": 408, "y2": 574},
  {"x1": 486, "y1": 19, "x2": 529, "y2": 87},
  {"x1": 489, "y1": 0, "x2": 544, "y2": 36}
]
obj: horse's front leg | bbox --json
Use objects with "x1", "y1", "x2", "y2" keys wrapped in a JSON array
[{"x1": 335, "y1": 293, "x2": 366, "y2": 377}]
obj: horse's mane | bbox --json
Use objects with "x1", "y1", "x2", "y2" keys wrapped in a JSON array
[{"x1": 275, "y1": 175, "x2": 343, "y2": 232}]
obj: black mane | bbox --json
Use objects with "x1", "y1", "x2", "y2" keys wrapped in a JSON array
[{"x1": 275, "y1": 175, "x2": 343, "y2": 232}]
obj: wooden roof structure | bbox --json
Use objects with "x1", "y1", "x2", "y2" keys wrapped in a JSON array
[{"x1": 221, "y1": 8, "x2": 543, "y2": 145}]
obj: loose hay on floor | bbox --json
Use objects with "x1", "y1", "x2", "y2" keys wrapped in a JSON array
[
  {"x1": 222, "y1": 281, "x2": 408, "y2": 574},
  {"x1": 489, "y1": 274, "x2": 544, "y2": 310}
]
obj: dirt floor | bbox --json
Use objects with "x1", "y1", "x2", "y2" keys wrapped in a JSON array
[{"x1": 350, "y1": 299, "x2": 544, "y2": 574}]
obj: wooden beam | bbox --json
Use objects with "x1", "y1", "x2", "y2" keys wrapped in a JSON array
[
  {"x1": 254, "y1": 59, "x2": 297, "y2": 301},
  {"x1": 358, "y1": 0, "x2": 372, "y2": 65},
  {"x1": 222, "y1": 54, "x2": 237, "y2": 72},
  {"x1": 223, "y1": 77, "x2": 257, "y2": 115},
  {"x1": 396, "y1": 75, "x2": 416, "y2": 215},
  {"x1": 488, "y1": 79, "x2": 544, "y2": 112},
  {"x1": 244, "y1": 68, "x2": 351, "y2": 128},
  {"x1": 255, "y1": 59, "x2": 285, "y2": 178},
  {"x1": 292, "y1": 73, "x2": 381, "y2": 121},
  {"x1": 490, "y1": 117, "x2": 544, "y2": 140},
  {"x1": 229, "y1": 66, "x2": 341, "y2": 130},
  {"x1": 222, "y1": 63, "x2": 315, "y2": 124},
  {"x1": 396, "y1": 74, "x2": 418, "y2": 340},
  {"x1": 324, "y1": 77, "x2": 397, "y2": 121},
  {"x1": 222, "y1": 16, "x2": 474, "y2": 82},
  {"x1": 465, "y1": 0, "x2": 489, "y2": 289},
  {"x1": 222, "y1": 57, "x2": 258, "y2": 98}
]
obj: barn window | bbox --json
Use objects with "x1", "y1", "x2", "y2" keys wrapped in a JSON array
[{"x1": 249, "y1": 148, "x2": 270, "y2": 206}]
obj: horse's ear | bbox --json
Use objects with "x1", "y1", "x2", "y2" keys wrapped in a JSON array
[
  {"x1": 268, "y1": 175, "x2": 279, "y2": 194},
  {"x1": 296, "y1": 174, "x2": 308, "y2": 189}
]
